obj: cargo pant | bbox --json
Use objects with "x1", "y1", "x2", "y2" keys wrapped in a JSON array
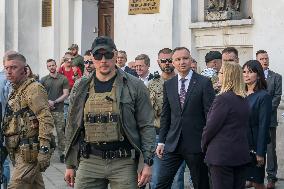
[
  {"x1": 75, "y1": 155, "x2": 138, "y2": 189},
  {"x1": 8, "y1": 152, "x2": 44, "y2": 189},
  {"x1": 51, "y1": 111, "x2": 65, "y2": 156}
]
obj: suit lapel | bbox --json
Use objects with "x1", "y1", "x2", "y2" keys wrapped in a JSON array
[
  {"x1": 172, "y1": 76, "x2": 182, "y2": 112},
  {"x1": 266, "y1": 70, "x2": 273, "y2": 84},
  {"x1": 182, "y1": 73, "x2": 197, "y2": 113}
]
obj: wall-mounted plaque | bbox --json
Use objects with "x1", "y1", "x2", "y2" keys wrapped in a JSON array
[
  {"x1": 42, "y1": 0, "x2": 52, "y2": 27},
  {"x1": 128, "y1": 0, "x2": 160, "y2": 15}
]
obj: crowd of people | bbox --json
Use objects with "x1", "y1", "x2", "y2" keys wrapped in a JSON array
[{"x1": 0, "y1": 35, "x2": 282, "y2": 189}]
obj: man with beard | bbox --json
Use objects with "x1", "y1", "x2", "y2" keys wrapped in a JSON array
[
  {"x1": 69, "y1": 44, "x2": 84, "y2": 73},
  {"x1": 41, "y1": 59, "x2": 69, "y2": 163},
  {"x1": 148, "y1": 48, "x2": 186, "y2": 189},
  {"x1": 83, "y1": 50, "x2": 96, "y2": 76}
]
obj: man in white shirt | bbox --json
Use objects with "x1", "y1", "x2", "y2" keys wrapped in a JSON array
[{"x1": 135, "y1": 54, "x2": 154, "y2": 86}]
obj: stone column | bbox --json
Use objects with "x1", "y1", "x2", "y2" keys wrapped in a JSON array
[{"x1": 0, "y1": 0, "x2": 5, "y2": 68}]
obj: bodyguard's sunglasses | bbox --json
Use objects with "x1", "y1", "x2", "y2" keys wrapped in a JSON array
[
  {"x1": 84, "y1": 60, "x2": 93, "y2": 65},
  {"x1": 160, "y1": 58, "x2": 172, "y2": 63},
  {"x1": 93, "y1": 51, "x2": 114, "y2": 60}
]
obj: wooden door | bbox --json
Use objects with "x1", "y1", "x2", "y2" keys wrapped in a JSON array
[{"x1": 98, "y1": 0, "x2": 114, "y2": 39}]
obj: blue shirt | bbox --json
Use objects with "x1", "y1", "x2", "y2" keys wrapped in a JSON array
[{"x1": 0, "y1": 71, "x2": 11, "y2": 117}]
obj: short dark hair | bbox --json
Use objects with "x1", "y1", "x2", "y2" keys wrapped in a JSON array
[
  {"x1": 222, "y1": 47, "x2": 238, "y2": 57},
  {"x1": 84, "y1": 50, "x2": 92, "y2": 56},
  {"x1": 242, "y1": 60, "x2": 267, "y2": 91},
  {"x1": 46, "y1": 59, "x2": 55, "y2": 64},
  {"x1": 256, "y1": 50, "x2": 267, "y2": 57},
  {"x1": 172, "y1": 47, "x2": 190, "y2": 55},
  {"x1": 135, "y1": 54, "x2": 150, "y2": 67},
  {"x1": 158, "y1": 48, "x2": 172, "y2": 56},
  {"x1": 5, "y1": 53, "x2": 26, "y2": 65}
]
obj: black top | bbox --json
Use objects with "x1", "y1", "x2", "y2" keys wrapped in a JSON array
[
  {"x1": 94, "y1": 74, "x2": 116, "y2": 93},
  {"x1": 202, "y1": 91, "x2": 250, "y2": 166},
  {"x1": 91, "y1": 74, "x2": 132, "y2": 151},
  {"x1": 246, "y1": 89, "x2": 272, "y2": 157}
]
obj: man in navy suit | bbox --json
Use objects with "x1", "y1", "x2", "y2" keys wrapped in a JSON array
[
  {"x1": 116, "y1": 50, "x2": 138, "y2": 77},
  {"x1": 156, "y1": 47, "x2": 215, "y2": 189},
  {"x1": 257, "y1": 50, "x2": 282, "y2": 189}
]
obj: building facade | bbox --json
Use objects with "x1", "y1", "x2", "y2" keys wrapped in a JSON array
[{"x1": 0, "y1": 0, "x2": 284, "y2": 86}]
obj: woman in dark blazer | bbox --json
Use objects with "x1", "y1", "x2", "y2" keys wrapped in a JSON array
[
  {"x1": 202, "y1": 61, "x2": 251, "y2": 189},
  {"x1": 243, "y1": 60, "x2": 272, "y2": 189}
]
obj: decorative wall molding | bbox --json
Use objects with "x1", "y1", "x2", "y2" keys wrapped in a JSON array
[{"x1": 189, "y1": 19, "x2": 253, "y2": 29}]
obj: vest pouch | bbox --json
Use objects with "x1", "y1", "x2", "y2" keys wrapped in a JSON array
[
  {"x1": 30, "y1": 142, "x2": 39, "y2": 161},
  {"x1": 5, "y1": 135, "x2": 20, "y2": 149},
  {"x1": 4, "y1": 116, "x2": 20, "y2": 136},
  {"x1": 20, "y1": 144, "x2": 32, "y2": 163},
  {"x1": 84, "y1": 122, "x2": 121, "y2": 143}
]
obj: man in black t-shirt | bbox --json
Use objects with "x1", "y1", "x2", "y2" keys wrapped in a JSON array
[{"x1": 64, "y1": 36, "x2": 155, "y2": 189}]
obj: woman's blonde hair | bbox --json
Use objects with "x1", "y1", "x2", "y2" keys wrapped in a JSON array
[{"x1": 220, "y1": 61, "x2": 246, "y2": 97}]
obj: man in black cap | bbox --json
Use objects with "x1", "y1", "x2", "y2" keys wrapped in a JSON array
[
  {"x1": 69, "y1": 44, "x2": 85, "y2": 73},
  {"x1": 64, "y1": 36, "x2": 155, "y2": 189},
  {"x1": 201, "y1": 51, "x2": 222, "y2": 92}
]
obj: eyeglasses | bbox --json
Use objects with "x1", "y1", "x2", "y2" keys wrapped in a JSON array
[
  {"x1": 93, "y1": 51, "x2": 114, "y2": 60},
  {"x1": 84, "y1": 60, "x2": 93, "y2": 65},
  {"x1": 160, "y1": 58, "x2": 172, "y2": 63}
]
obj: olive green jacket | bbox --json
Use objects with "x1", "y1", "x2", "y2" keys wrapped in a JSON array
[{"x1": 64, "y1": 69, "x2": 155, "y2": 168}]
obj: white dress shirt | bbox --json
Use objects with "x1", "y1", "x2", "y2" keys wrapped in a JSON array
[
  {"x1": 264, "y1": 69, "x2": 269, "y2": 79},
  {"x1": 177, "y1": 70, "x2": 193, "y2": 94},
  {"x1": 120, "y1": 65, "x2": 126, "y2": 71},
  {"x1": 139, "y1": 72, "x2": 151, "y2": 86}
]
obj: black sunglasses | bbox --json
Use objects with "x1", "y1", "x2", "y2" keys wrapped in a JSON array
[
  {"x1": 93, "y1": 51, "x2": 114, "y2": 60},
  {"x1": 84, "y1": 60, "x2": 93, "y2": 65},
  {"x1": 160, "y1": 58, "x2": 172, "y2": 63}
]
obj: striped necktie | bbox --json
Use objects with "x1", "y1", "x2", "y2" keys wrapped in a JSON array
[{"x1": 179, "y1": 78, "x2": 187, "y2": 108}]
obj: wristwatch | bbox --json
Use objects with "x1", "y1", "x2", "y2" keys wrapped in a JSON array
[
  {"x1": 144, "y1": 158, "x2": 154, "y2": 166},
  {"x1": 40, "y1": 146, "x2": 50, "y2": 154}
]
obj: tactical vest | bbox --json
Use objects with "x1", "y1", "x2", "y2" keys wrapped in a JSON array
[
  {"x1": 3, "y1": 78, "x2": 39, "y2": 150},
  {"x1": 83, "y1": 78, "x2": 124, "y2": 143}
]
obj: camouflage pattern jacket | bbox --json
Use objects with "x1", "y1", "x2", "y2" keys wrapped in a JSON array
[
  {"x1": 148, "y1": 77, "x2": 164, "y2": 129},
  {"x1": 3, "y1": 78, "x2": 54, "y2": 150},
  {"x1": 64, "y1": 69, "x2": 155, "y2": 168}
]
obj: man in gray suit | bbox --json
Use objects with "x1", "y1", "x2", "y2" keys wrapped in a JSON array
[{"x1": 256, "y1": 50, "x2": 282, "y2": 189}]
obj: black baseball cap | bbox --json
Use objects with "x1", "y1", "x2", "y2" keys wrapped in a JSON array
[
  {"x1": 91, "y1": 36, "x2": 117, "y2": 54},
  {"x1": 205, "y1": 51, "x2": 222, "y2": 63}
]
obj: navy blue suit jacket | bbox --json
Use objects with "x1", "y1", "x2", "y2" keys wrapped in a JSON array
[
  {"x1": 124, "y1": 66, "x2": 138, "y2": 77},
  {"x1": 159, "y1": 72, "x2": 215, "y2": 153},
  {"x1": 246, "y1": 90, "x2": 272, "y2": 157}
]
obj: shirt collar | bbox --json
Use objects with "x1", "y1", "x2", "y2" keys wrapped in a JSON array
[
  {"x1": 121, "y1": 65, "x2": 127, "y2": 71},
  {"x1": 177, "y1": 70, "x2": 193, "y2": 81},
  {"x1": 139, "y1": 71, "x2": 150, "y2": 81}
]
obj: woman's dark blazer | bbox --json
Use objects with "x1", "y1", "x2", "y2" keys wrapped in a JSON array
[
  {"x1": 202, "y1": 91, "x2": 251, "y2": 166},
  {"x1": 246, "y1": 89, "x2": 272, "y2": 157}
]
